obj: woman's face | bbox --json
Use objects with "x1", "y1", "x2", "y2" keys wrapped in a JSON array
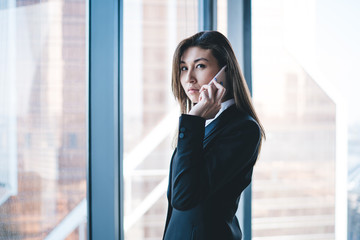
[{"x1": 180, "y1": 46, "x2": 221, "y2": 103}]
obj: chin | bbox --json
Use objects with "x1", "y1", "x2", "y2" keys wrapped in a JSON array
[
  {"x1": 189, "y1": 97, "x2": 198, "y2": 104},
  {"x1": 186, "y1": 95, "x2": 198, "y2": 104}
]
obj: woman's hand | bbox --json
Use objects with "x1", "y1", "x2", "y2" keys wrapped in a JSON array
[{"x1": 188, "y1": 80, "x2": 226, "y2": 119}]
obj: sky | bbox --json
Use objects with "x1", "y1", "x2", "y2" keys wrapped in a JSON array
[
  {"x1": 316, "y1": 0, "x2": 360, "y2": 124},
  {"x1": 278, "y1": 0, "x2": 360, "y2": 125}
]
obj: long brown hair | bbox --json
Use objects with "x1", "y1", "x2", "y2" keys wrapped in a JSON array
[{"x1": 172, "y1": 31, "x2": 266, "y2": 143}]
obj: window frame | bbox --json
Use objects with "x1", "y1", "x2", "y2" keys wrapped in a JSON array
[{"x1": 88, "y1": 0, "x2": 124, "y2": 239}]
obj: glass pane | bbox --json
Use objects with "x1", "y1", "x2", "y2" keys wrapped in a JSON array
[
  {"x1": 252, "y1": 0, "x2": 360, "y2": 239},
  {"x1": 252, "y1": 1, "x2": 336, "y2": 239},
  {"x1": 123, "y1": 0, "x2": 197, "y2": 239},
  {"x1": 0, "y1": 0, "x2": 87, "y2": 239}
]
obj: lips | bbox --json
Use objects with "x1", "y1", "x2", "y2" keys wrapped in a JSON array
[{"x1": 188, "y1": 88, "x2": 199, "y2": 94}]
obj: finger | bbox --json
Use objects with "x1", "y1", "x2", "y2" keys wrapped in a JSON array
[
  {"x1": 209, "y1": 79, "x2": 216, "y2": 85},
  {"x1": 208, "y1": 84, "x2": 214, "y2": 100},
  {"x1": 200, "y1": 82, "x2": 213, "y2": 92},
  {"x1": 213, "y1": 80, "x2": 226, "y2": 101},
  {"x1": 200, "y1": 87, "x2": 209, "y2": 102},
  {"x1": 200, "y1": 84, "x2": 213, "y2": 100},
  {"x1": 210, "y1": 82, "x2": 220, "y2": 99},
  {"x1": 212, "y1": 79, "x2": 224, "y2": 90},
  {"x1": 199, "y1": 84, "x2": 207, "y2": 93},
  {"x1": 218, "y1": 89, "x2": 226, "y2": 102},
  {"x1": 217, "y1": 88, "x2": 225, "y2": 103}
]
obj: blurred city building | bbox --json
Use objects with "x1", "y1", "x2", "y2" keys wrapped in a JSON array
[
  {"x1": 252, "y1": 1, "x2": 336, "y2": 239},
  {"x1": 0, "y1": 0, "x2": 87, "y2": 239}
]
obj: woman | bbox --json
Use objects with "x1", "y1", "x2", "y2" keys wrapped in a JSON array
[{"x1": 163, "y1": 31, "x2": 265, "y2": 240}]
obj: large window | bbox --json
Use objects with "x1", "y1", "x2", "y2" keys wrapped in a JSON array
[
  {"x1": 2, "y1": 1, "x2": 358, "y2": 239},
  {"x1": 0, "y1": 1, "x2": 87, "y2": 239},
  {"x1": 252, "y1": 0, "x2": 359, "y2": 239}
]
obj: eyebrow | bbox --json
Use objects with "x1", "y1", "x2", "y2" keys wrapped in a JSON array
[{"x1": 180, "y1": 57, "x2": 209, "y2": 64}]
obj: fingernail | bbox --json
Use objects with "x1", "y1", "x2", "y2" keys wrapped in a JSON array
[{"x1": 220, "y1": 82, "x2": 223, "y2": 85}]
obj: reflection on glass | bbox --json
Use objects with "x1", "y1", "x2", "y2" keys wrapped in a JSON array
[
  {"x1": 252, "y1": 1, "x2": 336, "y2": 239},
  {"x1": 0, "y1": 1, "x2": 87, "y2": 239},
  {"x1": 123, "y1": 0, "x2": 197, "y2": 239}
]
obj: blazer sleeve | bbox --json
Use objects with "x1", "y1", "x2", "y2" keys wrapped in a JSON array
[{"x1": 171, "y1": 113, "x2": 261, "y2": 211}]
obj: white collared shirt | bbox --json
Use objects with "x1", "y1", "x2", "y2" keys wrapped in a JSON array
[{"x1": 205, "y1": 98, "x2": 235, "y2": 127}]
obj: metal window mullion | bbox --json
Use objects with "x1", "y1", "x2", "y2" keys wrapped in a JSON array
[
  {"x1": 88, "y1": 0, "x2": 123, "y2": 239},
  {"x1": 228, "y1": 1, "x2": 252, "y2": 240},
  {"x1": 198, "y1": 0, "x2": 217, "y2": 31}
]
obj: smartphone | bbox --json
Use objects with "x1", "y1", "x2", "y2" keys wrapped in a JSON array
[
  {"x1": 209, "y1": 65, "x2": 227, "y2": 86},
  {"x1": 199, "y1": 65, "x2": 227, "y2": 102}
]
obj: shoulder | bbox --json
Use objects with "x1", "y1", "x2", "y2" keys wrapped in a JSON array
[
  {"x1": 223, "y1": 106, "x2": 259, "y2": 128},
  {"x1": 220, "y1": 106, "x2": 261, "y2": 140}
]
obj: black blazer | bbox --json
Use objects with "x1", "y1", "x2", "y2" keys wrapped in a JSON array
[{"x1": 163, "y1": 105, "x2": 261, "y2": 240}]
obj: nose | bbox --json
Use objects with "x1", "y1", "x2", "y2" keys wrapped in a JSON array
[{"x1": 185, "y1": 69, "x2": 196, "y2": 83}]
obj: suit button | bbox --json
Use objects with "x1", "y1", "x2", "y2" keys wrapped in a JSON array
[
  {"x1": 179, "y1": 133, "x2": 185, "y2": 139},
  {"x1": 180, "y1": 127, "x2": 186, "y2": 133}
]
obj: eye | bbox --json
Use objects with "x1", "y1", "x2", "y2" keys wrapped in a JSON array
[
  {"x1": 196, "y1": 64, "x2": 206, "y2": 69},
  {"x1": 180, "y1": 66, "x2": 187, "y2": 71}
]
